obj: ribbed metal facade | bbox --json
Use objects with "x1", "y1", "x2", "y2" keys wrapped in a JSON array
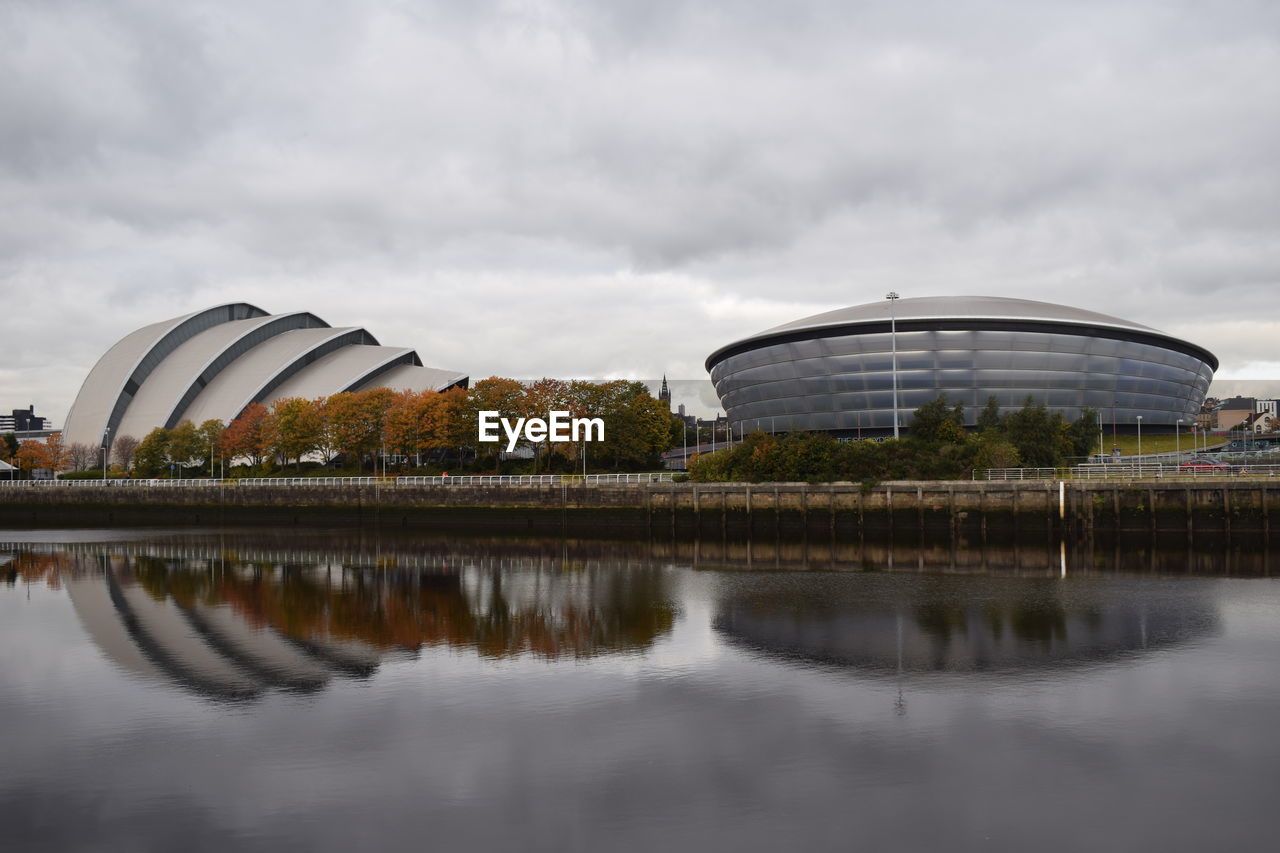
[
  {"x1": 63, "y1": 303, "x2": 467, "y2": 450},
  {"x1": 706, "y1": 297, "x2": 1217, "y2": 433}
]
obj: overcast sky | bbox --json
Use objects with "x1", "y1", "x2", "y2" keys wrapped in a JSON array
[{"x1": 4, "y1": 0, "x2": 1279, "y2": 423}]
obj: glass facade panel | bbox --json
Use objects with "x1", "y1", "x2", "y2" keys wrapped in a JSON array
[{"x1": 712, "y1": 323, "x2": 1214, "y2": 432}]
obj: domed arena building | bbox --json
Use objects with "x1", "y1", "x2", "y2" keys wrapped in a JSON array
[
  {"x1": 63, "y1": 303, "x2": 467, "y2": 451},
  {"x1": 706, "y1": 296, "x2": 1216, "y2": 435}
]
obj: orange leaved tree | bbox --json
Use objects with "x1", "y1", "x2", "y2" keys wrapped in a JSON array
[{"x1": 222, "y1": 403, "x2": 270, "y2": 468}]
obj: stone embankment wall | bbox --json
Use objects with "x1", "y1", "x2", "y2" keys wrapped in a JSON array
[{"x1": 2, "y1": 479, "x2": 1278, "y2": 539}]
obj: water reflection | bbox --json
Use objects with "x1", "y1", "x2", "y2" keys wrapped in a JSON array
[
  {"x1": 0, "y1": 528, "x2": 1243, "y2": 692},
  {"x1": 3, "y1": 547, "x2": 676, "y2": 701},
  {"x1": 1, "y1": 530, "x2": 1276, "y2": 852},
  {"x1": 714, "y1": 574, "x2": 1218, "y2": 674}
]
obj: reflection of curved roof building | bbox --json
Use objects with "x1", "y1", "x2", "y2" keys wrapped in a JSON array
[
  {"x1": 43, "y1": 543, "x2": 676, "y2": 684},
  {"x1": 63, "y1": 303, "x2": 468, "y2": 449},
  {"x1": 706, "y1": 295, "x2": 1217, "y2": 433},
  {"x1": 66, "y1": 565, "x2": 386, "y2": 701}
]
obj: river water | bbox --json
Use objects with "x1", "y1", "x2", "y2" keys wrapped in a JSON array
[{"x1": 2, "y1": 528, "x2": 1279, "y2": 851}]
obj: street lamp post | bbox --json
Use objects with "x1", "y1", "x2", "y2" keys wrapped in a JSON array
[
  {"x1": 1136, "y1": 415, "x2": 1143, "y2": 461},
  {"x1": 102, "y1": 426, "x2": 110, "y2": 480},
  {"x1": 682, "y1": 419, "x2": 687, "y2": 471},
  {"x1": 1176, "y1": 418, "x2": 1183, "y2": 459},
  {"x1": 887, "y1": 292, "x2": 900, "y2": 439}
]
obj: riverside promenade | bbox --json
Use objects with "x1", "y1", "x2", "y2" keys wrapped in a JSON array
[{"x1": 3, "y1": 475, "x2": 1279, "y2": 541}]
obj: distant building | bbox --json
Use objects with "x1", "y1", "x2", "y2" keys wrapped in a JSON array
[
  {"x1": 0, "y1": 406, "x2": 47, "y2": 432},
  {"x1": 1257, "y1": 399, "x2": 1278, "y2": 418},
  {"x1": 673, "y1": 404, "x2": 698, "y2": 430},
  {"x1": 1244, "y1": 411, "x2": 1276, "y2": 434},
  {"x1": 1214, "y1": 397, "x2": 1257, "y2": 430},
  {"x1": 658, "y1": 376, "x2": 671, "y2": 411}
]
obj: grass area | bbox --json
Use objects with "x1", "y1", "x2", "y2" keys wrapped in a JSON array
[{"x1": 1091, "y1": 431, "x2": 1226, "y2": 457}]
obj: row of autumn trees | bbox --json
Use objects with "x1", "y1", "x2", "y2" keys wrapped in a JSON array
[
  {"x1": 62, "y1": 378, "x2": 677, "y2": 477},
  {"x1": 687, "y1": 395, "x2": 1098, "y2": 483}
]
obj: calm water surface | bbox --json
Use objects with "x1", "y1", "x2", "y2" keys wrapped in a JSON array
[{"x1": 2, "y1": 528, "x2": 1279, "y2": 851}]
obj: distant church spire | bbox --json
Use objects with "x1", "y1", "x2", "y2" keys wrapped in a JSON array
[{"x1": 659, "y1": 375, "x2": 671, "y2": 409}]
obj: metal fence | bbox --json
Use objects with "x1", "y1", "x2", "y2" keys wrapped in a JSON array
[
  {"x1": 0, "y1": 472, "x2": 675, "y2": 489},
  {"x1": 976, "y1": 468, "x2": 1066, "y2": 481},
  {"x1": 979, "y1": 464, "x2": 1280, "y2": 481}
]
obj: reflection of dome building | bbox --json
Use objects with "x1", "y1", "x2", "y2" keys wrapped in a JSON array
[
  {"x1": 715, "y1": 577, "x2": 1217, "y2": 674},
  {"x1": 62, "y1": 303, "x2": 467, "y2": 451},
  {"x1": 706, "y1": 296, "x2": 1217, "y2": 434}
]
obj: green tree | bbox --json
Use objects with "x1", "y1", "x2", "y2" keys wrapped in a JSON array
[
  {"x1": 976, "y1": 396, "x2": 1003, "y2": 432},
  {"x1": 972, "y1": 432, "x2": 1022, "y2": 471},
  {"x1": 689, "y1": 428, "x2": 981, "y2": 483},
  {"x1": 167, "y1": 420, "x2": 201, "y2": 475},
  {"x1": 263, "y1": 398, "x2": 321, "y2": 468},
  {"x1": 568, "y1": 380, "x2": 672, "y2": 471},
  {"x1": 1064, "y1": 407, "x2": 1099, "y2": 459},
  {"x1": 1003, "y1": 397, "x2": 1066, "y2": 468},
  {"x1": 908, "y1": 395, "x2": 965, "y2": 444},
  {"x1": 0, "y1": 432, "x2": 18, "y2": 464},
  {"x1": 134, "y1": 427, "x2": 171, "y2": 477},
  {"x1": 197, "y1": 420, "x2": 226, "y2": 476}
]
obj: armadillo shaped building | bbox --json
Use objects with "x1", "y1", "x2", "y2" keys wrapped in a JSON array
[{"x1": 63, "y1": 303, "x2": 467, "y2": 451}]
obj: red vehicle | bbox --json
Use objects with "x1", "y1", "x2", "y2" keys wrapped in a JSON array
[{"x1": 1178, "y1": 460, "x2": 1236, "y2": 474}]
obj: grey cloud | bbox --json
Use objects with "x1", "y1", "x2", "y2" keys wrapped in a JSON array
[{"x1": 2, "y1": 0, "x2": 1279, "y2": 419}]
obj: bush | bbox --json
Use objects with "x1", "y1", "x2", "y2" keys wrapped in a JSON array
[
  {"x1": 57, "y1": 470, "x2": 127, "y2": 480},
  {"x1": 681, "y1": 396, "x2": 1093, "y2": 483}
]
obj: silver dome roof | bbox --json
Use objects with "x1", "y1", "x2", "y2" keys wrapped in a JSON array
[
  {"x1": 759, "y1": 295, "x2": 1161, "y2": 337},
  {"x1": 706, "y1": 295, "x2": 1220, "y2": 371}
]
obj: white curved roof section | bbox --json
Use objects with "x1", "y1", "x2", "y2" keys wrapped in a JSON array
[
  {"x1": 113, "y1": 312, "x2": 330, "y2": 439},
  {"x1": 178, "y1": 327, "x2": 379, "y2": 425},
  {"x1": 353, "y1": 364, "x2": 469, "y2": 393},
  {"x1": 63, "y1": 303, "x2": 267, "y2": 448},
  {"x1": 265, "y1": 345, "x2": 421, "y2": 402},
  {"x1": 66, "y1": 303, "x2": 470, "y2": 444}
]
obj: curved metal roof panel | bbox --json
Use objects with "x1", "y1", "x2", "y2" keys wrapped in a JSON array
[
  {"x1": 178, "y1": 327, "x2": 377, "y2": 425},
  {"x1": 265, "y1": 345, "x2": 421, "y2": 403},
  {"x1": 113, "y1": 312, "x2": 329, "y2": 439},
  {"x1": 352, "y1": 363, "x2": 469, "y2": 394},
  {"x1": 62, "y1": 303, "x2": 267, "y2": 447}
]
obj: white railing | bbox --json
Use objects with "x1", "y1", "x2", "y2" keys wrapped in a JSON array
[
  {"x1": 976, "y1": 468, "x2": 1064, "y2": 481},
  {"x1": 395, "y1": 473, "x2": 673, "y2": 485},
  {"x1": 979, "y1": 464, "x2": 1280, "y2": 481},
  {"x1": 0, "y1": 472, "x2": 675, "y2": 488}
]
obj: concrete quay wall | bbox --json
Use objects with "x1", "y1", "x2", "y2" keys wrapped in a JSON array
[{"x1": 1, "y1": 479, "x2": 1278, "y2": 538}]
